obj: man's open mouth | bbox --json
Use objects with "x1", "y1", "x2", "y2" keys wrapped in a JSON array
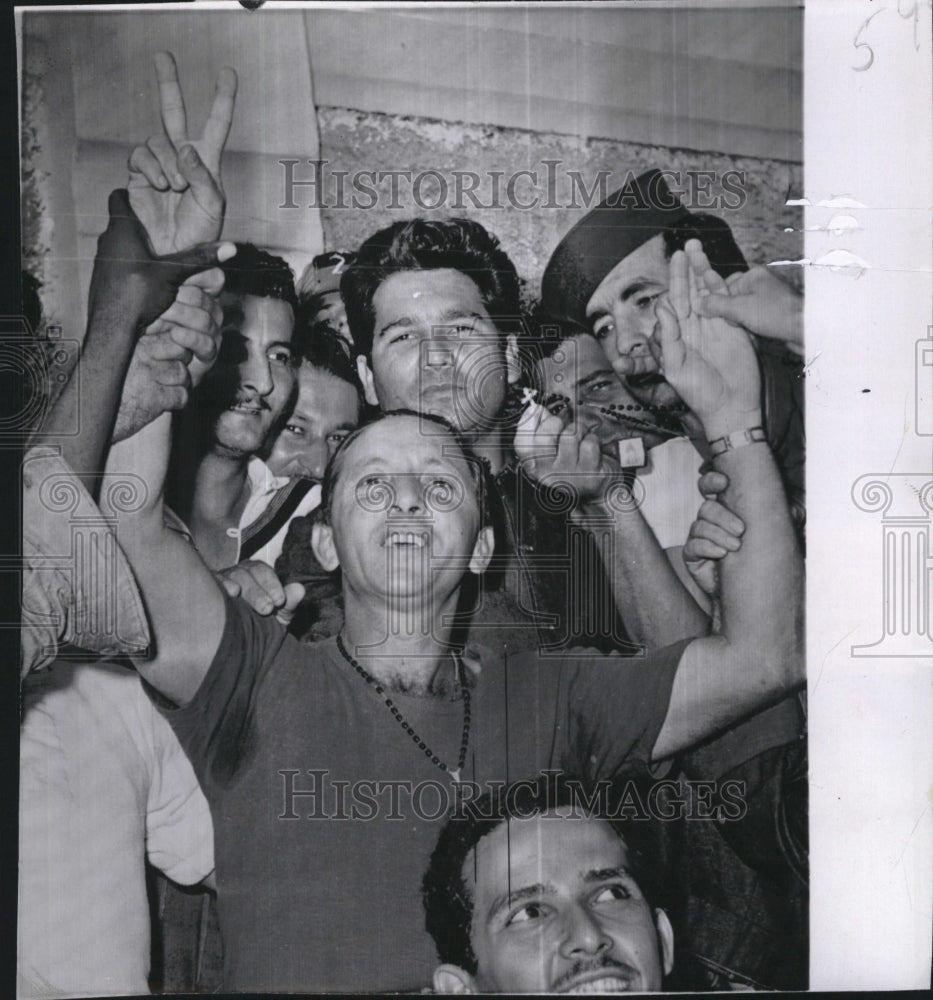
[
  {"x1": 386, "y1": 531, "x2": 428, "y2": 548},
  {"x1": 228, "y1": 401, "x2": 265, "y2": 415},
  {"x1": 558, "y1": 973, "x2": 636, "y2": 994},
  {"x1": 554, "y1": 959, "x2": 638, "y2": 994}
]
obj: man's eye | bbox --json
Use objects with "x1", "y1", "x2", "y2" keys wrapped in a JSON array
[
  {"x1": 586, "y1": 379, "x2": 614, "y2": 396},
  {"x1": 327, "y1": 432, "x2": 349, "y2": 446},
  {"x1": 269, "y1": 348, "x2": 293, "y2": 364},
  {"x1": 593, "y1": 884, "x2": 631, "y2": 904},
  {"x1": 542, "y1": 393, "x2": 570, "y2": 417},
  {"x1": 506, "y1": 902, "x2": 549, "y2": 926},
  {"x1": 592, "y1": 319, "x2": 613, "y2": 341},
  {"x1": 447, "y1": 323, "x2": 475, "y2": 337},
  {"x1": 285, "y1": 424, "x2": 304, "y2": 437},
  {"x1": 389, "y1": 331, "x2": 413, "y2": 345},
  {"x1": 363, "y1": 475, "x2": 386, "y2": 487},
  {"x1": 635, "y1": 292, "x2": 662, "y2": 311}
]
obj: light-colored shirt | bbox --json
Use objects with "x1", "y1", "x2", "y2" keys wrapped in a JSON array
[
  {"x1": 637, "y1": 436, "x2": 703, "y2": 551},
  {"x1": 21, "y1": 448, "x2": 150, "y2": 675},
  {"x1": 224, "y1": 457, "x2": 321, "y2": 568},
  {"x1": 18, "y1": 660, "x2": 214, "y2": 997}
]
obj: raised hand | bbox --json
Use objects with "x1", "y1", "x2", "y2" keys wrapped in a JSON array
[
  {"x1": 695, "y1": 263, "x2": 803, "y2": 355},
  {"x1": 215, "y1": 559, "x2": 306, "y2": 626},
  {"x1": 112, "y1": 269, "x2": 226, "y2": 443},
  {"x1": 655, "y1": 240, "x2": 761, "y2": 441},
  {"x1": 128, "y1": 52, "x2": 237, "y2": 255},
  {"x1": 683, "y1": 471, "x2": 746, "y2": 599},
  {"x1": 514, "y1": 399, "x2": 622, "y2": 508},
  {"x1": 89, "y1": 188, "x2": 235, "y2": 331}
]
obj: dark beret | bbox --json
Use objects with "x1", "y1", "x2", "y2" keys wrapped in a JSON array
[{"x1": 540, "y1": 169, "x2": 692, "y2": 323}]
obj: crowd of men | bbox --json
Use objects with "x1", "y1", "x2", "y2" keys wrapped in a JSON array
[{"x1": 20, "y1": 52, "x2": 806, "y2": 995}]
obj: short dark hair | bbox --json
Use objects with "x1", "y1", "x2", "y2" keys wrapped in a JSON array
[
  {"x1": 660, "y1": 213, "x2": 748, "y2": 279},
  {"x1": 291, "y1": 321, "x2": 364, "y2": 405},
  {"x1": 316, "y1": 408, "x2": 492, "y2": 530},
  {"x1": 422, "y1": 773, "x2": 665, "y2": 975},
  {"x1": 221, "y1": 243, "x2": 299, "y2": 316},
  {"x1": 515, "y1": 304, "x2": 593, "y2": 390},
  {"x1": 340, "y1": 218, "x2": 522, "y2": 362}
]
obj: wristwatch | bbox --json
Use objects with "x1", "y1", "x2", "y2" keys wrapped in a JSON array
[{"x1": 708, "y1": 426, "x2": 766, "y2": 457}]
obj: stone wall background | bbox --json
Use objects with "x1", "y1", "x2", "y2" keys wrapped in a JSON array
[
  {"x1": 316, "y1": 106, "x2": 804, "y2": 305},
  {"x1": 21, "y1": 6, "x2": 803, "y2": 341}
]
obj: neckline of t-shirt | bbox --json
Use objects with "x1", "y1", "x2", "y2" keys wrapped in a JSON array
[{"x1": 324, "y1": 638, "x2": 471, "y2": 716}]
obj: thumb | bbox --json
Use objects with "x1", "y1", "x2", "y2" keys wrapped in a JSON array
[
  {"x1": 100, "y1": 188, "x2": 149, "y2": 250},
  {"x1": 695, "y1": 292, "x2": 745, "y2": 326},
  {"x1": 160, "y1": 241, "x2": 237, "y2": 283},
  {"x1": 107, "y1": 187, "x2": 136, "y2": 222},
  {"x1": 181, "y1": 264, "x2": 227, "y2": 298},
  {"x1": 698, "y1": 469, "x2": 730, "y2": 499},
  {"x1": 276, "y1": 582, "x2": 306, "y2": 627}
]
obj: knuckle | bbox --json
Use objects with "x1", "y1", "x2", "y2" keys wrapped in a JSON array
[{"x1": 166, "y1": 386, "x2": 188, "y2": 411}]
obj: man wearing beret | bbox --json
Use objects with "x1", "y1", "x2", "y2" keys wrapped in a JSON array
[
  {"x1": 540, "y1": 169, "x2": 808, "y2": 988},
  {"x1": 541, "y1": 168, "x2": 805, "y2": 534}
]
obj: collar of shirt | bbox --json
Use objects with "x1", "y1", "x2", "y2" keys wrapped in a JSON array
[{"x1": 240, "y1": 457, "x2": 291, "y2": 533}]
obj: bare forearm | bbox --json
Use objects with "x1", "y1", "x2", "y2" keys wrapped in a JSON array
[
  {"x1": 104, "y1": 413, "x2": 225, "y2": 704},
  {"x1": 37, "y1": 299, "x2": 142, "y2": 497},
  {"x1": 716, "y1": 441, "x2": 803, "y2": 686},
  {"x1": 573, "y1": 498, "x2": 709, "y2": 649}
]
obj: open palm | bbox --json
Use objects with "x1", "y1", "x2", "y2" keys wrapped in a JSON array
[
  {"x1": 128, "y1": 52, "x2": 237, "y2": 255},
  {"x1": 656, "y1": 243, "x2": 761, "y2": 437}
]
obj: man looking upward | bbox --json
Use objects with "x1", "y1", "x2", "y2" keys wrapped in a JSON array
[{"x1": 102, "y1": 238, "x2": 802, "y2": 991}]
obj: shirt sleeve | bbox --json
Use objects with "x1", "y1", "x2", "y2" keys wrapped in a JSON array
[
  {"x1": 559, "y1": 639, "x2": 690, "y2": 780},
  {"x1": 148, "y1": 590, "x2": 290, "y2": 796},
  {"x1": 145, "y1": 703, "x2": 215, "y2": 885},
  {"x1": 21, "y1": 448, "x2": 150, "y2": 676}
]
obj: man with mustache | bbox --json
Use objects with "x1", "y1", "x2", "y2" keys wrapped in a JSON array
[
  {"x1": 103, "y1": 239, "x2": 802, "y2": 990},
  {"x1": 541, "y1": 176, "x2": 808, "y2": 987},
  {"x1": 518, "y1": 309, "x2": 727, "y2": 617},
  {"x1": 340, "y1": 218, "x2": 707, "y2": 652},
  {"x1": 165, "y1": 242, "x2": 300, "y2": 568},
  {"x1": 540, "y1": 167, "x2": 805, "y2": 534},
  {"x1": 424, "y1": 774, "x2": 677, "y2": 995}
]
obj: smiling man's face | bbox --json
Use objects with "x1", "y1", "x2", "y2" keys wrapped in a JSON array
[
  {"x1": 199, "y1": 292, "x2": 296, "y2": 459},
  {"x1": 584, "y1": 235, "x2": 683, "y2": 415},
  {"x1": 314, "y1": 414, "x2": 492, "y2": 606},
  {"x1": 451, "y1": 809, "x2": 673, "y2": 995},
  {"x1": 537, "y1": 333, "x2": 669, "y2": 457}
]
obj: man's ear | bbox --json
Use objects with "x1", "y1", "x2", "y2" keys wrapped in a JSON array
[
  {"x1": 310, "y1": 522, "x2": 340, "y2": 572},
  {"x1": 432, "y1": 964, "x2": 477, "y2": 994},
  {"x1": 655, "y1": 908, "x2": 675, "y2": 976},
  {"x1": 468, "y1": 525, "x2": 495, "y2": 576},
  {"x1": 504, "y1": 333, "x2": 521, "y2": 384},
  {"x1": 356, "y1": 355, "x2": 380, "y2": 407}
]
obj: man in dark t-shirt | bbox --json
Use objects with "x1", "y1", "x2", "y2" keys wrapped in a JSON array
[{"x1": 106, "y1": 250, "x2": 802, "y2": 991}]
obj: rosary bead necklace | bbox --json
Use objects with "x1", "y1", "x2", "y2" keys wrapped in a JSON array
[{"x1": 336, "y1": 633, "x2": 471, "y2": 783}]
